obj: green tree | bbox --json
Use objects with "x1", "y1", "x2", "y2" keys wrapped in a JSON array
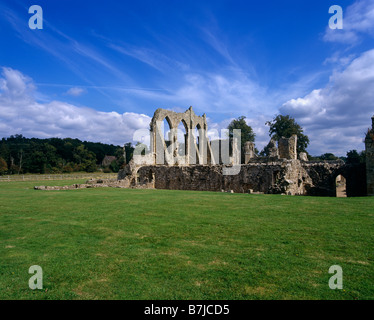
[
  {"x1": 227, "y1": 116, "x2": 256, "y2": 163},
  {"x1": 124, "y1": 143, "x2": 135, "y2": 164},
  {"x1": 109, "y1": 160, "x2": 119, "y2": 173},
  {"x1": 73, "y1": 145, "x2": 97, "y2": 172},
  {"x1": 114, "y1": 147, "x2": 126, "y2": 169},
  {"x1": 0, "y1": 143, "x2": 10, "y2": 164},
  {"x1": 320, "y1": 153, "x2": 338, "y2": 161},
  {"x1": 265, "y1": 115, "x2": 309, "y2": 154},
  {"x1": 0, "y1": 157, "x2": 7, "y2": 175},
  {"x1": 0, "y1": 135, "x2": 128, "y2": 174},
  {"x1": 346, "y1": 150, "x2": 365, "y2": 164}
]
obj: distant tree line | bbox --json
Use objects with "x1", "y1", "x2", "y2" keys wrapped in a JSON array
[
  {"x1": 309, "y1": 150, "x2": 366, "y2": 164},
  {"x1": 0, "y1": 135, "x2": 135, "y2": 175}
]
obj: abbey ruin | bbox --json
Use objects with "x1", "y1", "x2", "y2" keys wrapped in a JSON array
[{"x1": 36, "y1": 107, "x2": 374, "y2": 197}]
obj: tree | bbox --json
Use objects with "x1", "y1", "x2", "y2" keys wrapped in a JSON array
[
  {"x1": 114, "y1": 147, "x2": 126, "y2": 169},
  {"x1": 0, "y1": 135, "x2": 127, "y2": 174},
  {"x1": 73, "y1": 144, "x2": 97, "y2": 172},
  {"x1": 124, "y1": 143, "x2": 135, "y2": 164},
  {"x1": 227, "y1": 116, "x2": 256, "y2": 163},
  {"x1": 0, "y1": 143, "x2": 10, "y2": 164},
  {"x1": 109, "y1": 160, "x2": 119, "y2": 173},
  {"x1": 346, "y1": 150, "x2": 365, "y2": 164},
  {"x1": 265, "y1": 115, "x2": 309, "y2": 154},
  {"x1": 320, "y1": 153, "x2": 338, "y2": 161},
  {"x1": 0, "y1": 157, "x2": 7, "y2": 175}
]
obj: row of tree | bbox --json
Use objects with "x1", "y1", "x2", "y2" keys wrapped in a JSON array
[
  {"x1": 0, "y1": 135, "x2": 135, "y2": 175},
  {"x1": 227, "y1": 114, "x2": 366, "y2": 164}
]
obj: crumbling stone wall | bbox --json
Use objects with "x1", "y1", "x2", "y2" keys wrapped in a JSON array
[
  {"x1": 120, "y1": 159, "x2": 366, "y2": 197},
  {"x1": 301, "y1": 161, "x2": 366, "y2": 197},
  {"x1": 244, "y1": 141, "x2": 256, "y2": 163},
  {"x1": 278, "y1": 135, "x2": 297, "y2": 160},
  {"x1": 135, "y1": 162, "x2": 291, "y2": 194},
  {"x1": 35, "y1": 159, "x2": 366, "y2": 196},
  {"x1": 145, "y1": 107, "x2": 216, "y2": 166}
]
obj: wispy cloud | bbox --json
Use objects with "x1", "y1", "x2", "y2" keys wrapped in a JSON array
[
  {"x1": 66, "y1": 87, "x2": 85, "y2": 97},
  {"x1": 324, "y1": 0, "x2": 374, "y2": 44},
  {"x1": 109, "y1": 43, "x2": 189, "y2": 74},
  {"x1": 0, "y1": 4, "x2": 133, "y2": 96},
  {"x1": 200, "y1": 28, "x2": 236, "y2": 65}
]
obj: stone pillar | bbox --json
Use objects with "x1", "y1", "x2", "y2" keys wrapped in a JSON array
[
  {"x1": 123, "y1": 145, "x2": 127, "y2": 165},
  {"x1": 268, "y1": 139, "x2": 279, "y2": 158},
  {"x1": 184, "y1": 133, "x2": 188, "y2": 165},
  {"x1": 155, "y1": 121, "x2": 165, "y2": 165},
  {"x1": 244, "y1": 141, "x2": 255, "y2": 163},
  {"x1": 278, "y1": 135, "x2": 297, "y2": 160},
  {"x1": 232, "y1": 137, "x2": 240, "y2": 165},
  {"x1": 299, "y1": 152, "x2": 308, "y2": 161},
  {"x1": 365, "y1": 116, "x2": 374, "y2": 196}
]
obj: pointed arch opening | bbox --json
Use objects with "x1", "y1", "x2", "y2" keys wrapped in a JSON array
[
  {"x1": 177, "y1": 120, "x2": 188, "y2": 157},
  {"x1": 162, "y1": 117, "x2": 173, "y2": 148},
  {"x1": 194, "y1": 124, "x2": 202, "y2": 164},
  {"x1": 336, "y1": 174, "x2": 347, "y2": 197}
]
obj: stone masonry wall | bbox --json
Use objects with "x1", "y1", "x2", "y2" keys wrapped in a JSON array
[
  {"x1": 278, "y1": 135, "x2": 297, "y2": 160},
  {"x1": 127, "y1": 159, "x2": 366, "y2": 197}
]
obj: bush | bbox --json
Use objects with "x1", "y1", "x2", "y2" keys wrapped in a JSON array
[
  {"x1": 0, "y1": 157, "x2": 7, "y2": 175},
  {"x1": 103, "y1": 167, "x2": 112, "y2": 173}
]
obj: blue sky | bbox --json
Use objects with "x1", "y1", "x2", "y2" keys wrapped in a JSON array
[{"x1": 1, "y1": 0, "x2": 374, "y2": 155}]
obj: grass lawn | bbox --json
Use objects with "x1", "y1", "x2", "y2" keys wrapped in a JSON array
[{"x1": 0, "y1": 180, "x2": 373, "y2": 300}]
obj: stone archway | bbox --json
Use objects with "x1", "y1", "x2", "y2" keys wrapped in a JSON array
[
  {"x1": 149, "y1": 106, "x2": 216, "y2": 166},
  {"x1": 335, "y1": 174, "x2": 347, "y2": 197}
]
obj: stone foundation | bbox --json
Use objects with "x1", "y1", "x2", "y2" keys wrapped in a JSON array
[
  {"x1": 117, "y1": 159, "x2": 366, "y2": 197},
  {"x1": 35, "y1": 159, "x2": 366, "y2": 197}
]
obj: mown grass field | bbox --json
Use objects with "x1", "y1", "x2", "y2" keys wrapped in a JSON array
[{"x1": 0, "y1": 180, "x2": 373, "y2": 300}]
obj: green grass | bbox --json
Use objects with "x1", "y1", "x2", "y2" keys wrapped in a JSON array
[{"x1": 0, "y1": 180, "x2": 373, "y2": 300}]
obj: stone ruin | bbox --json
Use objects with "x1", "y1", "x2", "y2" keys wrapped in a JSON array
[{"x1": 35, "y1": 108, "x2": 373, "y2": 197}]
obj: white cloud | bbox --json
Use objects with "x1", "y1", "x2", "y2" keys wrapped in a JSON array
[
  {"x1": 281, "y1": 49, "x2": 374, "y2": 155},
  {"x1": 0, "y1": 67, "x2": 151, "y2": 146},
  {"x1": 0, "y1": 67, "x2": 275, "y2": 153},
  {"x1": 324, "y1": 0, "x2": 374, "y2": 44},
  {"x1": 66, "y1": 87, "x2": 86, "y2": 96}
]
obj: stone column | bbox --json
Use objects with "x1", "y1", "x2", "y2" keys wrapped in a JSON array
[
  {"x1": 278, "y1": 135, "x2": 297, "y2": 160},
  {"x1": 244, "y1": 141, "x2": 255, "y2": 163}
]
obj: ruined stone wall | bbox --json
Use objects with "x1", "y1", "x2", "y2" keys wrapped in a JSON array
[
  {"x1": 301, "y1": 161, "x2": 365, "y2": 197},
  {"x1": 123, "y1": 159, "x2": 366, "y2": 197},
  {"x1": 135, "y1": 162, "x2": 289, "y2": 194},
  {"x1": 36, "y1": 159, "x2": 367, "y2": 197},
  {"x1": 131, "y1": 160, "x2": 319, "y2": 195},
  {"x1": 148, "y1": 107, "x2": 218, "y2": 166},
  {"x1": 244, "y1": 141, "x2": 256, "y2": 163},
  {"x1": 278, "y1": 135, "x2": 297, "y2": 160}
]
